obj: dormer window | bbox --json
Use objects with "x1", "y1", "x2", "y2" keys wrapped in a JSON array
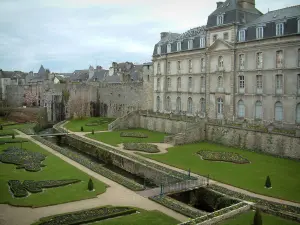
[
  {"x1": 177, "y1": 42, "x2": 181, "y2": 51},
  {"x1": 200, "y1": 37, "x2": 205, "y2": 48},
  {"x1": 188, "y1": 39, "x2": 193, "y2": 50},
  {"x1": 256, "y1": 27, "x2": 264, "y2": 39},
  {"x1": 167, "y1": 44, "x2": 171, "y2": 53},
  {"x1": 276, "y1": 23, "x2": 284, "y2": 36},
  {"x1": 239, "y1": 30, "x2": 246, "y2": 42},
  {"x1": 157, "y1": 45, "x2": 161, "y2": 55},
  {"x1": 217, "y1": 14, "x2": 224, "y2": 25}
]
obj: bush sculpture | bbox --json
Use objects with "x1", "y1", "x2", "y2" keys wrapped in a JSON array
[
  {"x1": 253, "y1": 208, "x2": 262, "y2": 225},
  {"x1": 12, "y1": 133, "x2": 15, "y2": 139},
  {"x1": 92, "y1": 129, "x2": 94, "y2": 135},
  {"x1": 81, "y1": 126, "x2": 84, "y2": 132},
  {"x1": 265, "y1": 175, "x2": 272, "y2": 188},
  {"x1": 88, "y1": 178, "x2": 94, "y2": 191}
]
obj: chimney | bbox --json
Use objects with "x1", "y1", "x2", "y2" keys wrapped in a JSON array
[
  {"x1": 216, "y1": 1, "x2": 223, "y2": 8},
  {"x1": 160, "y1": 32, "x2": 169, "y2": 40},
  {"x1": 238, "y1": 0, "x2": 255, "y2": 9}
]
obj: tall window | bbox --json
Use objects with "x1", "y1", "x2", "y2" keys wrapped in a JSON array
[
  {"x1": 218, "y1": 76, "x2": 223, "y2": 88},
  {"x1": 239, "y1": 76, "x2": 245, "y2": 89},
  {"x1": 223, "y1": 32, "x2": 228, "y2": 40},
  {"x1": 217, "y1": 98, "x2": 223, "y2": 114},
  {"x1": 256, "y1": 75, "x2": 263, "y2": 89},
  {"x1": 200, "y1": 37, "x2": 205, "y2": 48},
  {"x1": 167, "y1": 77, "x2": 171, "y2": 87},
  {"x1": 255, "y1": 101, "x2": 262, "y2": 119},
  {"x1": 256, "y1": 27, "x2": 264, "y2": 39},
  {"x1": 296, "y1": 103, "x2": 300, "y2": 123},
  {"x1": 213, "y1": 35, "x2": 218, "y2": 42},
  {"x1": 176, "y1": 97, "x2": 181, "y2": 112},
  {"x1": 218, "y1": 56, "x2": 224, "y2": 67},
  {"x1": 156, "y1": 96, "x2": 160, "y2": 111},
  {"x1": 188, "y1": 77, "x2": 192, "y2": 89},
  {"x1": 187, "y1": 97, "x2": 193, "y2": 114},
  {"x1": 177, "y1": 77, "x2": 181, "y2": 89},
  {"x1": 239, "y1": 54, "x2": 245, "y2": 69},
  {"x1": 167, "y1": 44, "x2": 171, "y2": 53},
  {"x1": 200, "y1": 98, "x2": 205, "y2": 113},
  {"x1": 298, "y1": 19, "x2": 300, "y2": 33},
  {"x1": 157, "y1": 62, "x2": 161, "y2": 74},
  {"x1": 177, "y1": 61, "x2": 181, "y2": 73},
  {"x1": 201, "y1": 76, "x2": 205, "y2": 88},
  {"x1": 166, "y1": 96, "x2": 171, "y2": 111},
  {"x1": 201, "y1": 58, "x2": 205, "y2": 72},
  {"x1": 177, "y1": 42, "x2": 181, "y2": 51},
  {"x1": 275, "y1": 101, "x2": 283, "y2": 122},
  {"x1": 239, "y1": 30, "x2": 245, "y2": 42},
  {"x1": 256, "y1": 52, "x2": 263, "y2": 69},
  {"x1": 217, "y1": 15, "x2": 224, "y2": 25},
  {"x1": 298, "y1": 49, "x2": 300, "y2": 67},
  {"x1": 276, "y1": 23, "x2": 284, "y2": 36},
  {"x1": 298, "y1": 74, "x2": 300, "y2": 91},
  {"x1": 188, "y1": 60, "x2": 193, "y2": 73},
  {"x1": 157, "y1": 78, "x2": 160, "y2": 90},
  {"x1": 188, "y1": 40, "x2": 193, "y2": 50},
  {"x1": 276, "y1": 74, "x2": 283, "y2": 90},
  {"x1": 276, "y1": 50, "x2": 283, "y2": 68},
  {"x1": 167, "y1": 61, "x2": 171, "y2": 74},
  {"x1": 157, "y1": 45, "x2": 161, "y2": 55},
  {"x1": 238, "y1": 100, "x2": 245, "y2": 118}
]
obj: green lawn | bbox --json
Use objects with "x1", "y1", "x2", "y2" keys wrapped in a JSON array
[
  {"x1": 86, "y1": 129, "x2": 167, "y2": 147},
  {"x1": 0, "y1": 138, "x2": 107, "y2": 207},
  {"x1": 140, "y1": 142, "x2": 300, "y2": 203},
  {"x1": 92, "y1": 209, "x2": 179, "y2": 225},
  {"x1": 64, "y1": 117, "x2": 115, "y2": 132},
  {"x1": 218, "y1": 210, "x2": 299, "y2": 225},
  {"x1": 0, "y1": 123, "x2": 35, "y2": 136}
]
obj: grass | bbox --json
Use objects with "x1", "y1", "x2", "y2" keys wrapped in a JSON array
[
  {"x1": 86, "y1": 129, "x2": 167, "y2": 147},
  {"x1": 0, "y1": 122, "x2": 36, "y2": 136},
  {"x1": 0, "y1": 138, "x2": 107, "y2": 207},
  {"x1": 140, "y1": 142, "x2": 300, "y2": 203},
  {"x1": 64, "y1": 117, "x2": 115, "y2": 132},
  {"x1": 218, "y1": 210, "x2": 299, "y2": 225},
  {"x1": 92, "y1": 209, "x2": 179, "y2": 225}
]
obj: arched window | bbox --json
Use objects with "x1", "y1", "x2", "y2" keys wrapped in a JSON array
[
  {"x1": 177, "y1": 77, "x2": 181, "y2": 89},
  {"x1": 176, "y1": 97, "x2": 181, "y2": 112},
  {"x1": 275, "y1": 101, "x2": 283, "y2": 121},
  {"x1": 218, "y1": 56, "x2": 224, "y2": 67},
  {"x1": 255, "y1": 101, "x2": 262, "y2": 119},
  {"x1": 200, "y1": 98, "x2": 205, "y2": 113},
  {"x1": 217, "y1": 98, "x2": 223, "y2": 114},
  {"x1": 238, "y1": 100, "x2": 245, "y2": 117},
  {"x1": 218, "y1": 76, "x2": 223, "y2": 88},
  {"x1": 166, "y1": 96, "x2": 171, "y2": 111},
  {"x1": 296, "y1": 103, "x2": 300, "y2": 123},
  {"x1": 156, "y1": 96, "x2": 160, "y2": 111},
  {"x1": 187, "y1": 97, "x2": 193, "y2": 114},
  {"x1": 157, "y1": 78, "x2": 160, "y2": 90}
]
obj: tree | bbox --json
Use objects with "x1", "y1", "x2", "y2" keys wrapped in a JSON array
[
  {"x1": 68, "y1": 96, "x2": 89, "y2": 119},
  {"x1": 81, "y1": 126, "x2": 84, "y2": 132},
  {"x1": 265, "y1": 175, "x2": 271, "y2": 188},
  {"x1": 88, "y1": 178, "x2": 94, "y2": 191},
  {"x1": 12, "y1": 133, "x2": 15, "y2": 139},
  {"x1": 0, "y1": 125, "x2": 3, "y2": 130},
  {"x1": 92, "y1": 129, "x2": 94, "y2": 135},
  {"x1": 253, "y1": 208, "x2": 262, "y2": 225}
]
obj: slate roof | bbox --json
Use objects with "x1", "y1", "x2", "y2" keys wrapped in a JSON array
[
  {"x1": 0, "y1": 70, "x2": 27, "y2": 79},
  {"x1": 143, "y1": 62, "x2": 153, "y2": 66},
  {"x1": 90, "y1": 69, "x2": 109, "y2": 81},
  {"x1": 102, "y1": 75, "x2": 121, "y2": 83},
  {"x1": 37, "y1": 65, "x2": 46, "y2": 76}
]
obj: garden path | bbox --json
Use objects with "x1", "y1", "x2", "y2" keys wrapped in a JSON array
[{"x1": 0, "y1": 130, "x2": 188, "y2": 225}]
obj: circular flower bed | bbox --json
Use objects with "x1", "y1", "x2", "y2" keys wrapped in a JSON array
[
  {"x1": 123, "y1": 143, "x2": 159, "y2": 153},
  {"x1": 120, "y1": 132, "x2": 148, "y2": 138},
  {"x1": 197, "y1": 150, "x2": 250, "y2": 164}
]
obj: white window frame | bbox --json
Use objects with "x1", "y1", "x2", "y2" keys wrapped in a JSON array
[
  {"x1": 275, "y1": 101, "x2": 283, "y2": 122},
  {"x1": 238, "y1": 100, "x2": 245, "y2": 118},
  {"x1": 176, "y1": 97, "x2": 181, "y2": 112},
  {"x1": 157, "y1": 45, "x2": 161, "y2": 55},
  {"x1": 217, "y1": 98, "x2": 223, "y2": 114},
  {"x1": 276, "y1": 50, "x2": 283, "y2": 68},
  {"x1": 276, "y1": 74, "x2": 283, "y2": 90},
  {"x1": 167, "y1": 43, "x2": 171, "y2": 53},
  {"x1": 256, "y1": 52, "x2": 263, "y2": 69},
  {"x1": 201, "y1": 58, "x2": 205, "y2": 72},
  {"x1": 200, "y1": 98, "x2": 206, "y2": 113},
  {"x1": 256, "y1": 27, "x2": 264, "y2": 39},
  {"x1": 256, "y1": 75, "x2": 263, "y2": 89},
  {"x1": 188, "y1": 40, "x2": 193, "y2": 50},
  {"x1": 239, "y1": 30, "x2": 246, "y2": 42},
  {"x1": 188, "y1": 77, "x2": 192, "y2": 89},
  {"x1": 239, "y1": 54, "x2": 245, "y2": 69},
  {"x1": 187, "y1": 97, "x2": 193, "y2": 114},
  {"x1": 200, "y1": 37, "x2": 205, "y2": 48},
  {"x1": 217, "y1": 14, "x2": 224, "y2": 25},
  {"x1": 276, "y1": 23, "x2": 284, "y2": 36},
  {"x1": 177, "y1": 42, "x2": 181, "y2": 51},
  {"x1": 218, "y1": 76, "x2": 223, "y2": 88},
  {"x1": 218, "y1": 56, "x2": 224, "y2": 67},
  {"x1": 166, "y1": 96, "x2": 171, "y2": 111},
  {"x1": 239, "y1": 76, "x2": 245, "y2": 89},
  {"x1": 255, "y1": 101, "x2": 263, "y2": 120},
  {"x1": 167, "y1": 77, "x2": 171, "y2": 87}
]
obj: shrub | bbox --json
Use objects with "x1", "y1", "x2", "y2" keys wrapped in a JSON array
[
  {"x1": 253, "y1": 208, "x2": 262, "y2": 225},
  {"x1": 81, "y1": 126, "x2": 84, "y2": 132},
  {"x1": 92, "y1": 129, "x2": 94, "y2": 135},
  {"x1": 197, "y1": 150, "x2": 249, "y2": 164},
  {"x1": 265, "y1": 175, "x2": 271, "y2": 188},
  {"x1": 120, "y1": 132, "x2": 148, "y2": 138},
  {"x1": 88, "y1": 178, "x2": 94, "y2": 191},
  {"x1": 0, "y1": 125, "x2": 3, "y2": 130},
  {"x1": 123, "y1": 143, "x2": 159, "y2": 153},
  {"x1": 12, "y1": 133, "x2": 15, "y2": 139}
]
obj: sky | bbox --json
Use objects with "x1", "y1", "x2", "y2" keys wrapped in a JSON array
[{"x1": 0, "y1": 0, "x2": 298, "y2": 73}]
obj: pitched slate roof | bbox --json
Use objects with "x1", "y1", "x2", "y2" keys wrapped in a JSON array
[
  {"x1": 90, "y1": 69, "x2": 109, "y2": 81},
  {"x1": 102, "y1": 75, "x2": 121, "y2": 83},
  {"x1": 37, "y1": 65, "x2": 46, "y2": 75}
]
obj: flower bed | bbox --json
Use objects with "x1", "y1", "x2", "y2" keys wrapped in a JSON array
[
  {"x1": 0, "y1": 146, "x2": 46, "y2": 172},
  {"x1": 32, "y1": 136, "x2": 144, "y2": 191},
  {"x1": 150, "y1": 195, "x2": 207, "y2": 218},
  {"x1": 197, "y1": 150, "x2": 250, "y2": 164},
  {"x1": 120, "y1": 132, "x2": 148, "y2": 138},
  {"x1": 123, "y1": 143, "x2": 160, "y2": 153},
  {"x1": 9, "y1": 179, "x2": 80, "y2": 197},
  {"x1": 36, "y1": 206, "x2": 136, "y2": 225}
]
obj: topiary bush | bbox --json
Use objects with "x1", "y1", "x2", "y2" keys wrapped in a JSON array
[
  {"x1": 88, "y1": 178, "x2": 94, "y2": 191},
  {"x1": 92, "y1": 129, "x2": 94, "y2": 135},
  {"x1": 253, "y1": 208, "x2": 262, "y2": 225},
  {"x1": 265, "y1": 175, "x2": 271, "y2": 188},
  {"x1": 81, "y1": 126, "x2": 84, "y2": 132},
  {"x1": 0, "y1": 125, "x2": 3, "y2": 130},
  {"x1": 12, "y1": 133, "x2": 15, "y2": 139}
]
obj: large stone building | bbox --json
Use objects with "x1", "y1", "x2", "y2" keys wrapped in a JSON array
[{"x1": 152, "y1": 0, "x2": 300, "y2": 126}]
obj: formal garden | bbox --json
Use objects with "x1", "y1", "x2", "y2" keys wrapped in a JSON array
[
  {"x1": 64, "y1": 117, "x2": 115, "y2": 132},
  {"x1": 0, "y1": 121, "x2": 36, "y2": 136},
  {"x1": 0, "y1": 138, "x2": 106, "y2": 207}
]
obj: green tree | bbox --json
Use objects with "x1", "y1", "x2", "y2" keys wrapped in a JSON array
[
  {"x1": 253, "y1": 208, "x2": 262, "y2": 225},
  {"x1": 12, "y1": 133, "x2": 15, "y2": 139},
  {"x1": 88, "y1": 178, "x2": 94, "y2": 191},
  {"x1": 81, "y1": 126, "x2": 84, "y2": 132},
  {"x1": 92, "y1": 129, "x2": 94, "y2": 135},
  {"x1": 265, "y1": 175, "x2": 271, "y2": 188},
  {"x1": 0, "y1": 125, "x2": 3, "y2": 130}
]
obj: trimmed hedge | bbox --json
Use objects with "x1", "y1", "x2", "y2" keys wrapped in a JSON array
[
  {"x1": 123, "y1": 143, "x2": 160, "y2": 153},
  {"x1": 0, "y1": 146, "x2": 46, "y2": 172},
  {"x1": 32, "y1": 136, "x2": 145, "y2": 191},
  {"x1": 120, "y1": 132, "x2": 148, "y2": 138},
  {"x1": 197, "y1": 150, "x2": 250, "y2": 164},
  {"x1": 36, "y1": 206, "x2": 136, "y2": 225},
  {"x1": 8, "y1": 180, "x2": 28, "y2": 198},
  {"x1": 0, "y1": 140, "x2": 28, "y2": 144},
  {"x1": 0, "y1": 131, "x2": 14, "y2": 137}
]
